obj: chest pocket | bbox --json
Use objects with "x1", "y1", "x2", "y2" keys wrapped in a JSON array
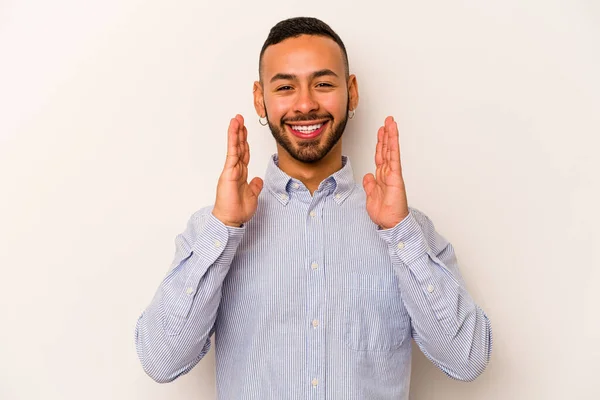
[{"x1": 344, "y1": 272, "x2": 409, "y2": 351}]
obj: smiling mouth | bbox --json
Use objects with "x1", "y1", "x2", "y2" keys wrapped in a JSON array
[{"x1": 286, "y1": 121, "x2": 329, "y2": 139}]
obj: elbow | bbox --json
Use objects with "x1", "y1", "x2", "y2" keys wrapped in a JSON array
[
  {"x1": 136, "y1": 339, "x2": 189, "y2": 384},
  {"x1": 452, "y1": 319, "x2": 493, "y2": 382},
  {"x1": 134, "y1": 318, "x2": 181, "y2": 384},
  {"x1": 452, "y1": 358, "x2": 489, "y2": 382},
  {"x1": 150, "y1": 375, "x2": 175, "y2": 384},
  {"x1": 135, "y1": 335, "x2": 179, "y2": 384},
  {"x1": 141, "y1": 360, "x2": 178, "y2": 384},
  {"x1": 444, "y1": 347, "x2": 491, "y2": 382},
  {"x1": 139, "y1": 348, "x2": 205, "y2": 384},
  {"x1": 134, "y1": 318, "x2": 210, "y2": 384}
]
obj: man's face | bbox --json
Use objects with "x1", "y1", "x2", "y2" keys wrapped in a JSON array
[{"x1": 254, "y1": 35, "x2": 358, "y2": 164}]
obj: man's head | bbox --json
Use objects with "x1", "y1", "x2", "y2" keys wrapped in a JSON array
[{"x1": 253, "y1": 17, "x2": 359, "y2": 164}]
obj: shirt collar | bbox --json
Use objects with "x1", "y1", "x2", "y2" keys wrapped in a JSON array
[{"x1": 264, "y1": 153, "x2": 355, "y2": 206}]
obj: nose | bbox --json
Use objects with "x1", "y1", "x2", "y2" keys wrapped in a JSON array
[{"x1": 293, "y1": 87, "x2": 319, "y2": 115}]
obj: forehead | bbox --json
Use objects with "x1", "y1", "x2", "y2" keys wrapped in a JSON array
[{"x1": 261, "y1": 34, "x2": 345, "y2": 80}]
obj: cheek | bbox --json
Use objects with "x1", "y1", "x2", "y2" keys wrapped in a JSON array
[
  {"x1": 319, "y1": 94, "x2": 348, "y2": 118},
  {"x1": 265, "y1": 98, "x2": 292, "y2": 120}
]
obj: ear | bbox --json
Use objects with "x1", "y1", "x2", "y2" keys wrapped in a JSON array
[
  {"x1": 347, "y1": 74, "x2": 359, "y2": 112},
  {"x1": 253, "y1": 81, "x2": 266, "y2": 117}
]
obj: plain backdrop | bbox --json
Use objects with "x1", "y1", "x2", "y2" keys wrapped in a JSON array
[{"x1": 1, "y1": 1, "x2": 599, "y2": 399}]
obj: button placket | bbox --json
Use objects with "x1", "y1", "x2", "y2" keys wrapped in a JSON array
[{"x1": 306, "y1": 192, "x2": 326, "y2": 397}]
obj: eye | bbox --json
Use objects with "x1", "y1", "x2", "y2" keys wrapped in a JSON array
[
  {"x1": 276, "y1": 85, "x2": 293, "y2": 91},
  {"x1": 316, "y1": 82, "x2": 333, "y2": 88}
]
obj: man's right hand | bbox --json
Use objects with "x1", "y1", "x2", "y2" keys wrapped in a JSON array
[{"x1": 211, "y1": 114, "x2": 264, "y2": 227}]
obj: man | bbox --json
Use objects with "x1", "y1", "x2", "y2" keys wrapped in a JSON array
[{"x1": 135, "y1": 16, "x2": 492, "y2": 399}]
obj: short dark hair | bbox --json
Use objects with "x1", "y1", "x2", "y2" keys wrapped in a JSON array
[{"x1": 259, "y1": 17, "x2": 349, "y2": 82}]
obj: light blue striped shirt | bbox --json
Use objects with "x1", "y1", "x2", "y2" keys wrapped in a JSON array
[{"x1": 135, "y1": 154, "x2": 492, "y2": 399}]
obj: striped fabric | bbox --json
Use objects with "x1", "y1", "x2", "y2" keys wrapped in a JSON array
[{"x1": 135, "y1": 154, "x2": 492, "y2": 399}]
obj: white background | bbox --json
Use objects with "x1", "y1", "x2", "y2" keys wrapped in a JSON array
[{"x1": 1, "y1": 1, "x2": 599, "y2": 399}]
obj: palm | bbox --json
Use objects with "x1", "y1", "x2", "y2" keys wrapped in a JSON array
[
  {"x1": 213, "y1": 115, "x2": 263, "y2": 227},
  {"x1": 362, "y1": 116, "x2": 409, "y2": 230}
]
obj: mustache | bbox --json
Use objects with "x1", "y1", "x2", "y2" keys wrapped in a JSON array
[{"x1": 282, "y1": 113, "x2": 333, "y2": 124}]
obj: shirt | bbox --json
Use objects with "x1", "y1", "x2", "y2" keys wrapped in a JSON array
[{"x1": 135, "y1": 154, "x2": 493, "y2": 400}]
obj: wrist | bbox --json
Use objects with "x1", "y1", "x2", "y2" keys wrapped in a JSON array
[
  {"x1": 211, "y1": 210, "x2": 242, "y2": 227},
  {"x1": 378, "y1": 211, "x2": 410, "y2": 230}
]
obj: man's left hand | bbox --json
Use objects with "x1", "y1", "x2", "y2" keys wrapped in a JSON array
[{"x1": 362, "y1": 116, "x2": 410, "y2": 230}]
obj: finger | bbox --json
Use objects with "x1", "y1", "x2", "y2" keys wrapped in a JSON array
[
  {"x1": 235, "y1": 114, "x2": 245, "y2": 128},
  {"x1": 238, "y1": 115, "x2": 249, "y2": 163},
  {"x1": 388, "y1": 119, "x2": 401, "y2": 172},
  {"x1": 385, "y1": 116, "x2": 394, "y2": 163},
  {"x1": 375, "y1": 164, "x2": 383, "y2": 183},
  {"x1": 235, "y1": 114, "x2": 246, "y2": 158},
  {"x1": 238, "y1": 124, "x2": 246, "y2": 164},
  {"x1": 375, "y1": 126, "x2": 384, "y2": 167},
  {"x1": 242, "y1": 127, "x2": 250, "y2": 165},
  {"x1": 225, "y1": 118, "x2": 240, "y2": 168},
  {"x1": 242, "y1": 123, "x2": 248, "y2": 144},
  {"x1": 381, "y1": 122, "x2": 389, "y2": 167},
  {"x1": 242, "y1": 160, "x2": 248, "y2": 182}
]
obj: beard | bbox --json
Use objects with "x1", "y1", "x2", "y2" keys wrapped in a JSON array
[{"x1": 265, "y1": 102, "x2": 349, "y2": 164}]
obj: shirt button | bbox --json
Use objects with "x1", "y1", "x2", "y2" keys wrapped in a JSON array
[
  {"x1": 427, "y1": 284, "x2": 435, "y2": 293},
  {"x1": 309, "y1": 211, "x2": 316, "y2": 217},
  {"x1": 397, "y1": 241, "x2": 405, "y2": 249},
  {"x1": 292, "y1": 183, "x2": 300, "y2": 189},
  {"x1": 311, "y1": 378, "x2": 318, "y2": 387},
  {"x1": 335, "y1": 193, "x2": 341, "y2": 199},
  {"x1": 312, "y1": 319, "x2": 319, "y2": 328},
  {"x1": 186, "y1": 287, "x2": 194, "y2": 295},
  {"x1": 280, "y1": 193, "x2": 288, "y2": 200},
  {"x1": 214, "y1": 240, "x2": 222, "y2": 248},
  {"x1": 311, "y1": 262, "x2": 318, "y2": 270}
]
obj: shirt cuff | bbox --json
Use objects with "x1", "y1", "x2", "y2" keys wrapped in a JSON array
[
  {"x1": 191, "y1": 212, "x2": 246, "y2": 265},
  {"x1": 376, "y1": 209, "x2": 430, "y2": 265}
]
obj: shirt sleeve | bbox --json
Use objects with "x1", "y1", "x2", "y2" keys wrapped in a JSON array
[
  {"x1": 377, "y1": 207, "x2": 493, "y2": 381},
  {"x1": 134, "y1": 206, "x2": 245, "y2": 383}
]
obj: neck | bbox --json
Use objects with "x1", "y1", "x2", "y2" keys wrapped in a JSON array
[{"x1": 276, "y1": 141, "x2": 343, "y2": 195}]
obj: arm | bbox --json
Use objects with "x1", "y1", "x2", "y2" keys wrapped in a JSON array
[
  {"x1": 377, "y1": 207, "x2": 492, "y2": 381},
  {"x1": 134, "y1": 207, "x2": 245, "y2": 383},
  {"x1": 134, "y1": 114, "x2": 263, "y2": 383},
  {"x1": 363, "y1": 116, "x2": 491, "y2": 380}
]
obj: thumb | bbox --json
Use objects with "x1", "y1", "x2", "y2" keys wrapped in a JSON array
[
  {"x1": 363, "y1": 173, "x2": 376, "y2": 197},
  {"x1": 248, "y1": 176, "x2": 264, "y2": 197}
]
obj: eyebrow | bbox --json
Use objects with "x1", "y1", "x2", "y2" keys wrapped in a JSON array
[{"x1": 269, "y1": 69, "x2": 339, "y2": 83}]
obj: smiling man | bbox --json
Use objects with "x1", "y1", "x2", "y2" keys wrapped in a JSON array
[{"x1": 135, "y1": 17, "x2": 492, "y2": 400}]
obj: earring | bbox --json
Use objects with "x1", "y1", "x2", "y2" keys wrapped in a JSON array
[
  {"x1": 348, "y1": 109, "x2": 355, "y2": 119},
  {"x1": 259, "y1": 116, "x2": 268, "y2": 126}
]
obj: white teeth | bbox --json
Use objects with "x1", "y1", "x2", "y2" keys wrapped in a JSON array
[{"x1": 290, "y1": 123, "x2": 323, "y2": 133}]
